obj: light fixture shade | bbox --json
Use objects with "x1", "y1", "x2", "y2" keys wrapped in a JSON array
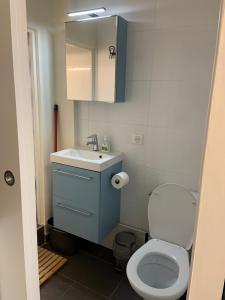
[
  {"x1": 67, "y1": 7, "x2": 106, "y2": 17},
  {"x1": 76, "y1": 15, "x2": 113, "y2": 22}
]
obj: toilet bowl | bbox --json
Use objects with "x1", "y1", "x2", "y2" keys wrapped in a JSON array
[{"x1": 127, "y1": 184, "x2": 197, "y2": 300}]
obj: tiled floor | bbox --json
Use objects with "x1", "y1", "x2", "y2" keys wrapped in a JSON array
[{"x1": 40, "y1": 242, "x2": 186, "y2": 300}]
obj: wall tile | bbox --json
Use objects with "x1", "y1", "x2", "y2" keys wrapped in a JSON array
[
  {"x1": 76, "y1": 102, "x2": 89, "y2": 120},
  {"x1": 166, "y1": 128, "x2": 205, "y2": 175},
  {"x1": 155, "y1": 0, "x2": 220, "y2": 29},
  {"x1": 88, "y1": 102, "x2": 109, "y2": 123},
  {"x1": 76, "y1": 118, "x2": 89, "y2": 147},
  {"x1": 146, "y1": 126, "x2": 205, "y2": 175},
  {"x1": 151, "y1": 27, "x2": 217, "y2": 82},
  {"x1": 132, "y1": 30, "x2": 155, "y2": 80},
  {"x1": 86, "y1": 120, "x2": 147, "y2": 164},
  {"x1": 149, "y1": 81, "x2": 178, "y2": 128},
  {"x1": 120, "y1": 161, "x2": 149, "y2": 230},
  {"x1": 149, "y1": 80, "x2": 211, "y2": 130},
  {"x1": 145, "y1": 167, "x2": 200, "y2": 193},
  {"x1": 178, "y1": 27, "x2": 218, "y2": 83},
  {"x1": 169, "y1": 81, "x2": 211, "y2": 131},
  {"x1": 108, "y1": 81, "x2": 150, "y2": 125},
  {"x1": 151, "y1": 29, "x2": 184, "y2": 81},
  {"x1": 146, "y1": 127, "x2": 171, "y2": 170},
  {"x1": 75, "y1": 1, "x2": 218, "y2": 231}
]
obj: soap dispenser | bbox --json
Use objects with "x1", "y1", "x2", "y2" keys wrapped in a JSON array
[{"x1": 101, "y1": 135, "x2": 111, "y2": 153}]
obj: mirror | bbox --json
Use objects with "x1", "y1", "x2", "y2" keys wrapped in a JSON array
[{"x1": 65, "y1": 16, "x2": 127, "y2": 103}]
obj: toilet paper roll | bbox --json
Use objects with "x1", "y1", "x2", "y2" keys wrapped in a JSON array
[{"x1": 111, "y1": 172, "x2": 129, "y2": 190}]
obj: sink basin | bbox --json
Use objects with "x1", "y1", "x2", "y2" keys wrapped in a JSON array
[{"x1": 50, "y1": 148, "x2": 123, "y2": 172}]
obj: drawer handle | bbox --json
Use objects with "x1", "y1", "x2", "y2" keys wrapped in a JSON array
[
  {"x1": 53, "y1": 169, "x2": 92, "y2": 181},
  {"x1": 56, "y1": 202, "x2": 93, "y2": 217}
]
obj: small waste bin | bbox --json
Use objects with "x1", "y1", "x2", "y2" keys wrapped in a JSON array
[
  {"x1": 48, "y1": 218, "x2": 77, "y2": 256},
  {"x1": 113, "y1": 231, "x2": 136, "y2": 272}
]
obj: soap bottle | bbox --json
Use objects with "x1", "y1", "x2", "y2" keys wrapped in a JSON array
[{"x1": 101, "y1": 135, "x2": 111, "y2": 153}]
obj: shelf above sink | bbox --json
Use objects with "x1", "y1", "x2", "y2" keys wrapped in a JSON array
[{"x1": 50, "y1": 148, "x2": 123, "y2": 172}]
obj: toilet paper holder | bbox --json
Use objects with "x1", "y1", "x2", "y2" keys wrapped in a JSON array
[
  {"x1": 111, "y1": 172, "x2": 130, "y2": 190},
  {"x1": 111, "y1": 173, "x2": 119, "y2": 183}
]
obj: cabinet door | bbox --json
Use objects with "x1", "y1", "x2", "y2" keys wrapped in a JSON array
[
  {"x1": 54, "y1": 196, "x2": 99, "y2": 243},
  {"x1": 65, "y1": 16, "x2": 127, "y2": 103},
  {"x1": 52, "y1": 164, "x2": 100, "y2": 242},
  {"x1": 52, "y1": 164, "x2": 100, "y2": 213}
]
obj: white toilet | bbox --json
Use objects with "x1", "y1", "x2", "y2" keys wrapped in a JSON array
[{"x1": 127, "y1": 183, "x2": 197, "y2": 300}]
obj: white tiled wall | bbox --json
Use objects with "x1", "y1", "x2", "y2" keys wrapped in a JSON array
[{"x1": 74, "y1": 0, "x2": 220, "y2": 231}]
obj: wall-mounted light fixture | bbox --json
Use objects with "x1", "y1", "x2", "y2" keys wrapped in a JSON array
[
  {"x1": 67, "y1": 7, "x2": 106, "y2": 17},
  {"x1": 76, "y1": 15, "x2": 112, "y2": 22}
]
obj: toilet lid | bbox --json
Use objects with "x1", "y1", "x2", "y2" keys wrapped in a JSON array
[{"x1": 148, "y1": 184, "x2": 197, "y2": 250}]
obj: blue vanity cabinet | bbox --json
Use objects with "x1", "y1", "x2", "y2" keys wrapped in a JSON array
[{"x1": 52, "y1": 162, "x2": 122, "y2": 244}]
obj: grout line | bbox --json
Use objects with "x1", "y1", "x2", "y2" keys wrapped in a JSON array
[
  {"x1": 59, "y1": 272, "x2": 75, "y2": 282},
  {"x1": 59, "y1": 282, "x2": 74, "y2": 299},
  {"x1": 59, "y1": 272, "x2": 111, "y2": 299},
  {"x1": 55, "y1": 250, "x2": 124, "y2": 299},
  {"x1": 108, "y1": 276, "x2": 124, "y2": 299},
  {"x1": 72, "y1": 279, "x2": 110, "y2": 299},
  {"x1": 82, "y1": 250, "x2": 115, "y2": 266}
]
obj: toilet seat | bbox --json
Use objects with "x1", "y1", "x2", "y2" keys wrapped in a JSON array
[
  {"x1": 148, "y1": 184, "x2": 197, "y2": 250},
  {"x1": 127, "y1": 184, "x2": 197, "y2": 299},
  {"x1": 127, "y1": 239, "x2": 189, "y2": 299}
]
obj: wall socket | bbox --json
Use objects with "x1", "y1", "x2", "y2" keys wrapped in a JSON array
[{"x1": 131, "y1": 134, "x2": 144, "y2": 145}]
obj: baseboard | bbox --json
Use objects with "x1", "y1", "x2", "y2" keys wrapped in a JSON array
[
  {"x1": 37, "y1": 224, "x2": 45, "y2": 246},
  {"x1": 43, "y1": 219, "x2": 148, "y2": 251},
  {"x1": 102, "y1": 223, "x2": 148, "y2": 250}
]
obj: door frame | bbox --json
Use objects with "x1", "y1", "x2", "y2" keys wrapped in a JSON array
[
  {"x1": 0, "y1": 0, "x2": 40, "y2": 299},
  {"x1": 4, "y1": 0, "x2": 225, "y2": 299}
]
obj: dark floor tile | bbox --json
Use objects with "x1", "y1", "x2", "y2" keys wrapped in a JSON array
[
  {"x1": 75, "y1": 237, "x2": 115, "y2": 264},
  {"x1": 62, "y1": 282, "x2": 108, "y2": 300},
  {"x1": 60, "y1": 252, "x2": 123, "y2": 297},
  {"x1": 40, "y1": 273, "x2": 73, "y2": 300},
  {"x1": 111, "y1": 277, "x2": 142, "y2": 300},
  {"x1": 180, "y1": 292, "x2": 187, "y2": 300},
  {"x1": 111, "y1": 277, "x2": 187, "y2": 300},
  {"x1": 84, "y1": 245, "x2": 115, "y2": 265}
]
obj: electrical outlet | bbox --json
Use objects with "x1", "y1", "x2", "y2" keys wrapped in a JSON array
[{"x1": 131, "y1": 134, "x2": 144, "y2": 145}]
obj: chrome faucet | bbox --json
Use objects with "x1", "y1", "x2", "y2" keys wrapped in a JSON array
[{"x1": 86, "y1": 134, "x2": 99, "y2": 151}]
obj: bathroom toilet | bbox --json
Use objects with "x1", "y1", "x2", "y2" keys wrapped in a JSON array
[{"x1": 127, "y1": 184, "x2": 197, "y2": 300}]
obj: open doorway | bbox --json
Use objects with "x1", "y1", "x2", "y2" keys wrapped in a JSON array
[
  {"x1": 27, "y1": 29, "x2": 42, "y2": 225},
  {"x1": 2, "y1": 0, "x2": 225, "y2": 299},
  {"x1": 25, "y1": 0, "x2": 223, "y2": 300}
]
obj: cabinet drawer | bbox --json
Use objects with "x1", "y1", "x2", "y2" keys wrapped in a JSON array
[
  {"x1": 54, "y1": 196, "x2": 99, "y2": 243},
  {"x1": 52, "y1": 163, "x2": 100, "y2": 213}
]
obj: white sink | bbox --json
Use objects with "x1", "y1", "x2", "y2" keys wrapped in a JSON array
[{"x1": 50, "y1": 148, "x2": 123, "y2": 172}]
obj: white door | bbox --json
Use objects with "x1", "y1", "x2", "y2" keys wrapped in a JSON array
[{"x1": 0, "y1": 0, "x2": 40, "y2": 299}]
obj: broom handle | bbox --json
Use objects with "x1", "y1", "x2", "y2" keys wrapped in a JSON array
[{"x1": 54, "y1": 105, "x2": 58, "y2": 152}]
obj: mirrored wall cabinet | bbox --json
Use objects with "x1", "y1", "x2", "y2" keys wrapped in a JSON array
[{"x1": 65, "y1": 16, "x2": 128, "y2": 103}]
